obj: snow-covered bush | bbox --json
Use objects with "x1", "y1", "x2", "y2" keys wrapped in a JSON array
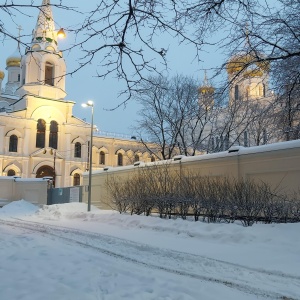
[{"x1": 105, "y1": 164, "x2": 300, "y2": 226}]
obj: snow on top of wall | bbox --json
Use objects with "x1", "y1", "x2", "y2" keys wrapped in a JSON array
[
  {"x1": 0, "y1": 176, "x2": 14, "y2": 180},
  {"x1": 0, "y1": 177, "x2": 49, "y2": 183},
  {"x1": 181, "y1": 140, "x2": 300, "y2": 163},
  {"x1": 15, "y1": 178, "x2": 46, "y2": 182},
  {"x1": 238, "y1": 139, "x2": 300, "y2": 155},
  {"x1": 88, "y1": 140, "x2": 300, "y2": 176}
]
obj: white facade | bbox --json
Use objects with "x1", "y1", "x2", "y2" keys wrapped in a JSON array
[{"x1": 0, "y1": 0, "x2": 155, "y2": 187}]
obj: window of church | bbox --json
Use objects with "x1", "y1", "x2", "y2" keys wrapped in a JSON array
[
  {"x1": 73, "y1": 173, "x2": 80, "y2": 186},
  {"x1": 99, "y1": 151, "x2": 105, "y2": 165},
  {"x1": 7, "y1": 169, "x2": 16, "y2": 177},
  {"x1": 258, "y1": 84, "x2": 265, "y2": 97},
  {"x1": 9, "y1": 135, "x2": 18, "y2": 152},
  {"x1": 45, "y1": 62, "x2": 54, "y2": 86},
  {"x1": 49, "y1": 121, "x2": 58, "y2": 149},
  {"x1": 134, "y1": 154, "x2": 139, "y2": 162},
  {"x1": 151, "y1": 155, "x2": 155, "y2": 162},
  {"x1": 36, "y1": 119, "x2": 46, "y2": 148},
  {"x1": 74, "y1": 142, "x2": 82, "y2": 158},
  {"x1": 234, "y1": 85, "x2": 239, "y2": 101},
  {"x1": 117, "y1": 153, "x2": 123, "y2": 166}
]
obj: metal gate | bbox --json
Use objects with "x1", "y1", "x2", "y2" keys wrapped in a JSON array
[{"x1": 47, "y1": 186, "x2": 83, "y2": 205}]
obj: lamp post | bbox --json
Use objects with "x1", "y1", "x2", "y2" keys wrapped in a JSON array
[
  {"x1": 50, "y1": 148, "x2": 56, "y2": 187},
  {"x1": 82, "y1": 100, "x2": 94, "y2": 212}
]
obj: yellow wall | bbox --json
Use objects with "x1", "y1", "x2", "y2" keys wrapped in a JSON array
[{"x1": 82, "y1": 140, "x2": 300, "y2": 209}]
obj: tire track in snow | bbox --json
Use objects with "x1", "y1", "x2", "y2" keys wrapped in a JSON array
[{"x1": 0, "y1": 218, "x2": 299, "y2": 300}]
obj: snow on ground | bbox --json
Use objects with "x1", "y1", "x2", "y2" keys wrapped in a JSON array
[{"x1": 0, "y1": 200, "x2": 299, "y2": 300}]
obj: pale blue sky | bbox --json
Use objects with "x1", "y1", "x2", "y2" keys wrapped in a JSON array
[{"x1": 0, "y1": 1, "x2": 225, "y2": 136}]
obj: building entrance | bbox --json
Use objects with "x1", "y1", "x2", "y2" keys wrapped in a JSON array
[{"x1": 36, "y1": 165, "x2": 56, "y2": 186}]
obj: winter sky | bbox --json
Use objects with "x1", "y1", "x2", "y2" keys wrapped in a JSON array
[{"x1": 0, "y1": 1, "x2": 224, "y2": 136}]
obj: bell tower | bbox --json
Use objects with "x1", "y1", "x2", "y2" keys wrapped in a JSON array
[{"x1": 18, "y1": 0, "x2": 67, "y2": 100}]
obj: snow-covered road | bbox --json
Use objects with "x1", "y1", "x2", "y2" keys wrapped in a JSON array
[{"x1": 0, "y1": 201, "x2": 299, "y2": 300}]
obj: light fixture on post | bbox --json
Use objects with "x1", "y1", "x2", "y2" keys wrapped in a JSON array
[
  {"x1": 81, "y1": 100, "x2": 94, "y2": 212},
  {"x1": 57, "y1": 28, "x2": 66, "y2": 39},
  {"x1": 50, "y1": 148, "x2": 56, "y2": 187}
]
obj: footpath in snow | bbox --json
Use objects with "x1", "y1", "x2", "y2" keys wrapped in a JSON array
[{"x1": 0, "y1": 200, "x2": 299, "y2": 300}]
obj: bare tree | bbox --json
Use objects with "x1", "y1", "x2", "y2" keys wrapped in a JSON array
[
  {"x1": 246, "y1": 101, "x2": 280, "y2": 146},
  {"x1": 272, "y1": 57, "x2": 300, "y2": 141},
  {"x1": 0, "y1": 1, "x2": 73, "y2": 45},
  {"x1": 133, "y1": 75, "x2": 217, "y2": 159},
  {"x1": 2, "y1": 1, "x2": 300, "y2": 110}
]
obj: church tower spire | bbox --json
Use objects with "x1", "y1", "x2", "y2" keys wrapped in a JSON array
[
  {"x1": 32, "y1": 0, "x2": 58, "y2": 52},
  {"x1": 18, "y1": 0, "x2": 67, "y2": 100}
]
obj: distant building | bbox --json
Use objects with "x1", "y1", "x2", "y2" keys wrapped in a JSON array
[
  {"x1": 198, "y1": 48, "x2": 278, "y2": 152},
  {"x1": 0, "y1": 0, "x2": 156, "y2": 187}
]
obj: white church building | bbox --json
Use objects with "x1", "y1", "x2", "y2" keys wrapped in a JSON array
[{"x1": 0, "y1": 0, "x2": 155, "y2": 188}]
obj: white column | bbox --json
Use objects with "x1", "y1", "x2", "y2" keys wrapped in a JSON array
[{"x1": 23, "y1": 126, "x2": 31, "y2": 156}]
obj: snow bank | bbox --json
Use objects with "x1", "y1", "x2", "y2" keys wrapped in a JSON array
[
  {"x1": 30, "y1": 202, "x2": 300, "y2": 250},
  {"x1": 0, "y1": 200, "x2": 39, "y2": 217},
  {"x1": 35, "y1": 203, "x2": 101, "y2": 220}
]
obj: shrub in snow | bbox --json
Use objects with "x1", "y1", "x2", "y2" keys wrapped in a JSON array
[{"x1": 105, "y1": 164, "x2": 300, "y2": 226}]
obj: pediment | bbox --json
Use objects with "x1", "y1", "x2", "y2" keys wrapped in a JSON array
[{"x1": 30, "y1": 147, "x2": 64, "y2": 159}]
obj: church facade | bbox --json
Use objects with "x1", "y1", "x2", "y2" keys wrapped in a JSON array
[
  {"x1": 0, "y1": 0, "x2": 155, "y2": 188},
  {"x1": 197, "y1": 49, "x2": 278, "y2": 152}
]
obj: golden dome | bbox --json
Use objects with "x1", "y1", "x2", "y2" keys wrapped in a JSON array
[
  {"x1": 198, "y1": 71, "x2": 215, "y2": 94},
  {"x1": 198, "y1": 86, "x2": 215, "y2": 94},
  {"x1": 226, "y1": 53, "x2": 270, "y2": 75},
  {"x1": 0, "y1": 70, "x2": 5, "y2": 79},
  {"x1": 6, "y1": 49, "x2": 21, "y2": 67}
]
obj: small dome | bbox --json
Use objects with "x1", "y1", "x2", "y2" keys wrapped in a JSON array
[
  {"x1": 198, "y1": 86, "x2": 215, "y2": 94},
  {"x1": 0, "y1": 70, "x2": 5, "y2": 79},
  {"x1": 198, "y1": 71, "x2": 215, "y2": 94},
  {"x1": 6, "y1": 48, "x2": 21, "y2": 67}
]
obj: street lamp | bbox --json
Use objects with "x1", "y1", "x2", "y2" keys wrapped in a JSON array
[
  {"x1": 82, "y1": 100, "x2": 94, "y2": 212},
  {"x1": 57, "y1": 28, "x2": 66, "y2": 39}
]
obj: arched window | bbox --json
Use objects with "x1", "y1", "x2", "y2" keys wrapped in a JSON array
[
  {"x1": 45, "y1": 62, "x2": 54, "y2": 86},
  {"x1": 49, "y1": 120, "x2": 58, "y2": 149},
  {"x1": 151, "y1": 155, "x2": 155, "y2": 162},
  {"x1": 99, "y1": 151, "x2": 105, "y2": 165},
  {"x1": 7, "y1": 169, "x2": 16, "y2": 177},
  {"x1": 73, "y1": 173, "x2": 80, "y2": 186},
  {"x1": 9, "y1": 135, "x2": 18, "y2": 152},
  {"x1": 134, "y1": 154, "x2": 139, "y2": 163},
  {"x1": 234, "y1": 85, "x2": 239, "y2": 101},
  {"x1": 117, "y1": 153, "x2": 123, "y2": 166},
  {"x1": 36, "y1": 119, "x2": 46, "y2": 148},
  {"x1": 74, "y1": 142, "x2": 81, "y2": 158}
]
